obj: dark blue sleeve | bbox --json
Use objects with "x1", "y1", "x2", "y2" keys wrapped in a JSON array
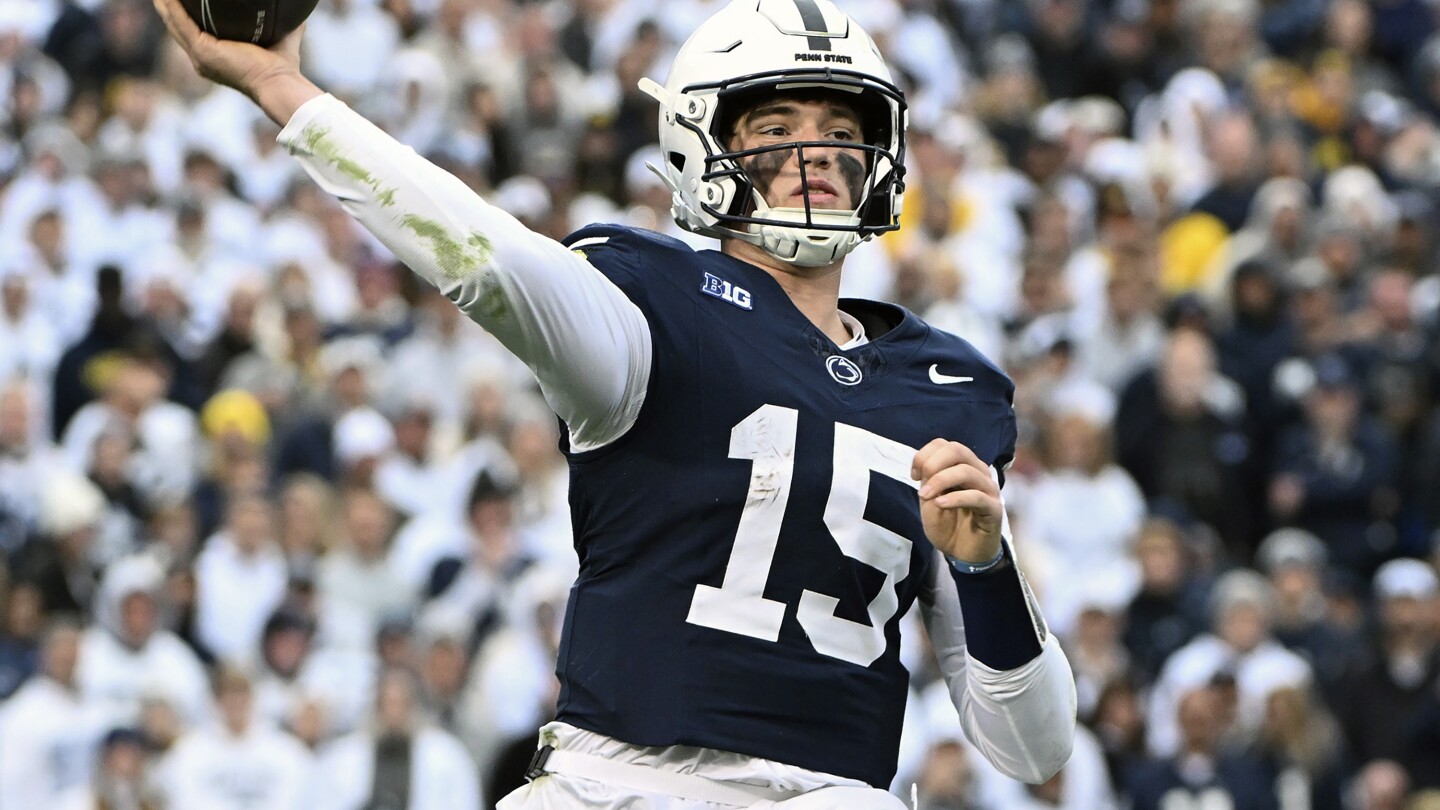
[
  {"x1": 949, "y1": 544, "x2": 1046, "y2": 671},
  {"x1": 949, "y1": 402, "x2": 1044, "y2": 671}
]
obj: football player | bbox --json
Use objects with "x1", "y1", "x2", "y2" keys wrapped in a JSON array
[{"x1": 153, "y1": 0, "x2": 1077, "y2": 806}]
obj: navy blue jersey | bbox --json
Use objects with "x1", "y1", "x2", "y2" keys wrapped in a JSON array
[{"x1": 553, "y1": 224, "x2": 1018, "y2": 788}]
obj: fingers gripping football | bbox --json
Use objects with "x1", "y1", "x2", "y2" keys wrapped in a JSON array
[
  {"x1": 153, "y1": 0, "x2": 304, "y2": 99},
  {"x1": 911, "y1": 439, "x2": 1004, "y2": 564}
]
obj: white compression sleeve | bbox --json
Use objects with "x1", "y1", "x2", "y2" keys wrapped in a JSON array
[{"x1": 277, "y1": 94, "x2": 652, "y2": 450}]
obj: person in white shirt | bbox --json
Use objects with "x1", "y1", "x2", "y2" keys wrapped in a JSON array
[
  {"x1": 0, "y1": 622, "x2": 111, "y2": 810},
  {"x1": 373, "y1": 393, "x2": 449, "y2": 519},
  {"x1": 93, "y1": 78, "x2": 188, "y2": 198},
  {"x1": 0, "y1": 133, "x2": 100, "y2": 278},
  {"x1": 54, "y1": 727, "x2": 162, "y2": 810},
  {"x1": 502, "y1": 403, "x2": 575, "y2": 568},
  {"x1": 1146, "y1": 570, "x2": 1314, "y2": 758},
  {"x1": 318, "y1": 667, "x2": 481, "y2": 810},
  {"x1": 460, "y1": 563, "x2": 571, "y2": 779},
  {"x1": 1018, "y1": 391, "x2": 1146, "y2": 637},
  {"x1": 60, "y1": 356, "x2": 201, "y2": 505},
  {"x1": 8, "y1": 209, "x2": 97, "y2": 348},
  {"x1": 380, "y1": 289, "x2": 508, "y2": 443},
  {"x1": 1078, "y1": 252, "x2": 1167, "y2": 393},
  {"x1": 195, "y1": 490, "x2": 289, "y2": 665},
  {"x1": 315, "y1": 487, "x2": 415, "y2": 650},
  {"x1": 77, "y1": 555, "x2": 212, "y2": 726},
  {"x1": 252, "y1": 610, "x2": 318, "y2": 729},
  {"x1": 70, "y1": 152, "x2": 171, "y2": 276},
  {"x1": 251, "y1": 609, "x2": 376, "y2": 736},
  {"x1": 302, "y1": 0, "x2": 401, "y2": 102},
  {"x1": 154, "y1": 666, "x2": 317, "y2": 810},
  {"x1": 0, "y1": 378, "x2": 65, "y2": 554},
  {"x1": 419, "y1": 471, "x2": 532, "y2": 648},
  {"x1": 0, "y1": 258, "x2": 62, "y2": 386}
]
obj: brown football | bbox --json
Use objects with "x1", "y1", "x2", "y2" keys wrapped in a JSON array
[{"x1": 179, "y1": 0, "x2": 318, "y2": 46}]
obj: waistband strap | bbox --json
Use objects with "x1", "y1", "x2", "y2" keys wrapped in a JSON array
[{"x1": 526, "y1": 745, "x2": 802, "y2": 806}]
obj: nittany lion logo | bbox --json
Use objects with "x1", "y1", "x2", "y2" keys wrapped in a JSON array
[{"x1": 825, "y1": 355, "x2": 862, "y2": 386}]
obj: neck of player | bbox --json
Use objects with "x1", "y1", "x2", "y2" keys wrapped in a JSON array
[{"x1": 723, "y1": 239, "x2": 853, "y2": 346}]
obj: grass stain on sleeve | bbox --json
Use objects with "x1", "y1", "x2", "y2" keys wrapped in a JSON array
[
  {"x1": 399, "y1": 215, "x2": 504, "y2": 317},
  {"x1": 301, "y1": 125, "x2": 398, "y2": 208}
]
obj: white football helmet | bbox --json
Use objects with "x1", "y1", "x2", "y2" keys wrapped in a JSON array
[{"x1": 641, "y1": 0, "x2": 907, "y2": 267}]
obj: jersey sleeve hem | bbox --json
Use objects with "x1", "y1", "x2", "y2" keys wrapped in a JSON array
[{"x1": 277, "y1": 93, "x2": 345, "y2": 152}]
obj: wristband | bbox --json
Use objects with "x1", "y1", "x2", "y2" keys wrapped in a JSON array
[{"x1": 947, "y1": 546, "x2": 1007, "y2": 575}]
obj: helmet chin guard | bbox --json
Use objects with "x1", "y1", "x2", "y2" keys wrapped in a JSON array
[
  {"x1": 641, "y1": 0, "x2": 907, "y2": 268},
  {"x1": 752, "y1": 206, "x2": 863, "y2": 267}
]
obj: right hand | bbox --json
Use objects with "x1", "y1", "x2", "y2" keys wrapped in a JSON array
[{"x1": 152, "y1": 0, "x2": 311, "y2": 116}]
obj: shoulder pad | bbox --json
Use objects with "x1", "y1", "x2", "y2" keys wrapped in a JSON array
[
  {"x1": 561, "y1": 223, "x2": 699, "y2": 290},
  {"x1": 563, "y1": 223, "x2": 698, "y2": 255}
]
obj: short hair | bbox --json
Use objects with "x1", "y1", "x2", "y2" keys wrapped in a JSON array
[
  {"x1": 211, "y1": 664, "x2": 253, "y2": 697},
  {"x1": 466, "y1": 470, "x2": 518, "y2": 512}
]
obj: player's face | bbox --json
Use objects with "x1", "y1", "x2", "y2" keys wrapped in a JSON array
[{"x1": 728, "y1": 97, "x2": 866, "y2": 213}]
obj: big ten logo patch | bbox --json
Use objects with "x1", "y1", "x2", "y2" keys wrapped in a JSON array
[{"x1": 701, "y1": 272, "x2": 753, "y2": 310}]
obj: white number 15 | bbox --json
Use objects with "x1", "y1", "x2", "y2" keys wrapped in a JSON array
[{"x1": 686, "y1": 404, "x2": 919, "y2": 667}]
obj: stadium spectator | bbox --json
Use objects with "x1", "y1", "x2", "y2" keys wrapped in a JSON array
[
  {"x1": 0, "y1": 621, "x2": 108, "y2": 809},
  {"x1": 0, "y1": 380, "x2": 62, "y2": 552},
  {"x1": 153, "y1": 665, "x2": 316, "y2": 809},
  {"x1": 1215, "y1": 259, "x2": 1296, "y2": 440},
  {"x1": 1145, "y1": 569, "x2": 1313, "y2": 758},
  {"x1": 316, "y1": 487, "x2": 411, "y2": 647},
  {"x1": 12, "y1": 469, "x2": 106, "y2": 615},
  {"x1": 1088, "y1": 677, "x2": 1148, "y2": 793},
  {"x1": 0, "y1": 581, "x2": 44, "y2": 699},
  {"x1": 1023, "y1": 390, "x2": 1145, "y2": 635},
  {"x1": 1269, "y1": 353, "x2": 1400, "y2": 574},
  {"x1": 1123, "y1": 518, "x2": 1212, "y2": 685},
  {"x1": 77, "y1": 555, "x2": 210, "y2": 725},
  {"x1": 55, "y1": 726, "x2": 160, "y2": 810},
  {"x1": 1255, "y1": 527, "x2": 1360, "y2": 698},
  {"x1": 1254, "y1": 683, "x2": 1350, "y2": 810},
  {"x1": 1116, "y1": 328, "x2": 1256, "y2": 557},
  {"x1": 1346, "y1": 759, "x2": 1412, "y2": 810},
  {"x1": 317, "y1": 667, "x2": 480, "y2": 810},
  {"x1": 1334, "y1": 558, "x2": 1440, "y2": 779},
  {"x1": 195, "y1": 490, "x2": 287, "y2": 664},
  {"x1": 1128, "y1": 685, "x2": 1280, "y2": 810}
]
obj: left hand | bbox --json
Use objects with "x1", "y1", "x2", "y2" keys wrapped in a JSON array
[{"x1": 912, "y1": 439, "x2": 1004, "y2": 564}]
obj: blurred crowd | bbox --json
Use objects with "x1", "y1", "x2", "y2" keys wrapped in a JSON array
[{"x1": 3, "y1": 0, "x2": 1440, "y2": 807}]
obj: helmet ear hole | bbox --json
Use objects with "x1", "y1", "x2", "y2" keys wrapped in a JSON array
[{"x1": 668, "y1": 152, "x2": 686, "y2": 172}]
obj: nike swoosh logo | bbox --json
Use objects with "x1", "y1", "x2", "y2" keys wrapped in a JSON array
[{"x1": 929, "y1": 365, "x2": 974, "y2": 385}]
